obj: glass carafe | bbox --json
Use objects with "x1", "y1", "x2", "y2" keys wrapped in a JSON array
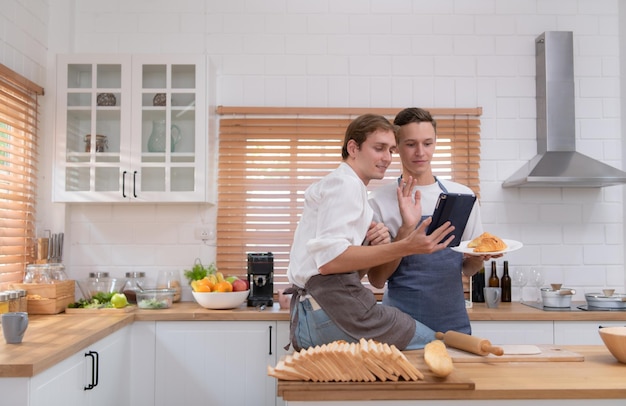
[{"x1": 148, "y1": 120, "x2": 182, "y2": 153}]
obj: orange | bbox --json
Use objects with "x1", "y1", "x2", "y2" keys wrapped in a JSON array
[
  {"x1": 214, "y1": 281, "x2": 233, "y2": 292},
  {"x1": 193, "y1": 277, "x2": 214, "y2": 292},
  {"x1": 194, "y1": 284, "x2": 212, "y2": 292}
]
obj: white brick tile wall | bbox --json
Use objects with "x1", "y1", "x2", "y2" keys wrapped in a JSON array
[{"x1": 1, "y1": 0, "x2": 624, "y2": 293}]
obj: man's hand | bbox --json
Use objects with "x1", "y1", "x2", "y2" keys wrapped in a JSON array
[{"x1": 366, "y1": 221, "x2": 390, "y2": 246}]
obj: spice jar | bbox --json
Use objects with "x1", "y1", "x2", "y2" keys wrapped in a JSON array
[
  {"x1": 16, "y1": 289, "x2": 27, "y2": 312},
  {"x1": 123, "y1": 272, "x2": 146, "y2": 304},
  {"x1": 7, "y1": 290, "x2": 19, "y2": 312},
  {"x1": 0, "y1": 292, "x2": 9, "y2": 315}
]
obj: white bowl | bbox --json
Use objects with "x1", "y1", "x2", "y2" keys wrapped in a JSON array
[{"x1": 192, "y1": 290, "x2": 250, "y2": 309}]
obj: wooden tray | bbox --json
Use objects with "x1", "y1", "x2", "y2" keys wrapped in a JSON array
[
  {"x1": 447, "y1": 344, "x2": 584, "y2": 363},
  {"x1": 65, "y1": 306, "x2": 136, "y2": 314}
]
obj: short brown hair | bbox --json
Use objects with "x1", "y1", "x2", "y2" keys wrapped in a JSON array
[
  {"x1": 341, "y1": 114, "x2": 397, "y2": 159},
  {"x1": 393, "y1": 107, "x2": 437, "y2": 134}
]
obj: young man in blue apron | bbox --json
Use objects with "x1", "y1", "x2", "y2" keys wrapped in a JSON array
[
  {"x1": 369, "y1": 108, "x2": 501, "y2": 335},
  {"x1": 286, "y1": 113, "x2": 456, "y2": 351}
]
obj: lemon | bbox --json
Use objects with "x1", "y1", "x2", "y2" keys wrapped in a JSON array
[{"x1": 111, "y1": 293, "x2": 128, "y2": 308}]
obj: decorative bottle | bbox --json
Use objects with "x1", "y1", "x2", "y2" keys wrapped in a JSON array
[
  {"x1": 488, "y1": 261, "x2": 499, "y2": 287},
  {"x1": 501, "y1": 261, "x2": 512, "y2": 302},
  {"x1": 471, "y1": 267, "x2": 485, "y2": 302}
]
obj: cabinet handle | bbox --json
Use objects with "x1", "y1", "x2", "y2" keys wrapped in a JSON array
[
  {"x1": 269, "y1": 325, "x2": 273, "y2": 355},
  {"x1": 84, "y1": 350, "x2": 99, "y2": 390},
  {"x1": 122, "y1": 170, "x2": 128, "y2": 198},
  {"x1": 133, "y1": 170, "x2": 138, "y2": 198}
]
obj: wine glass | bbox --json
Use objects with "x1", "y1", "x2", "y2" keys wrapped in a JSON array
[
  {"x1": 512, "y1": 268, "x2": 528, "y2": 303},
  {"x1": 530, "y1": 268, "x2": 545, "y2": 303}
]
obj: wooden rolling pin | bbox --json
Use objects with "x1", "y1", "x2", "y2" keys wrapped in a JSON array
[{"x1": 435, "y1": 331, "x2": 504, "y2": 356}]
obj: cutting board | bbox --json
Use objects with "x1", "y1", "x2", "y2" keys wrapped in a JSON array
[
  {"x1": 65, "y1": 305, "x2": 135, "y2": 314},
  {"x1": 447, "y1": 344, "x2": 584, "y2": 363}
]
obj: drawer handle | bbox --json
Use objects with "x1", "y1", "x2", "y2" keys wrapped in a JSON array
[{"x1": 84, "y1": 350, "x2": 99, "y2": 390}]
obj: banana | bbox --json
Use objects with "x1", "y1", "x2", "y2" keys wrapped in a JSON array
[
  {"x1": 207, "y1": 274, "x2": 218, "y2": 285},
  {"x1": 216, "y1": 272, "x2": 225, "y2": 283}
]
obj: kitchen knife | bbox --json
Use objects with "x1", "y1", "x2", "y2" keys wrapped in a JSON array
[{"x1": 435, "y1": 331, "x2": 504, "y2": 356}]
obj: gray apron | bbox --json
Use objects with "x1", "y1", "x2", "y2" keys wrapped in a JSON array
[
  {"x1": 287, "y1": 272, "x2": 416, "y2": 350},
  {"x1": 382, "y1": 178, "x2": 471, "y2": 334}
]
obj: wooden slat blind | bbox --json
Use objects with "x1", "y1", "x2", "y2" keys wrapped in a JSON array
[
  {"x1": 0, "y1": 65, "x2": 42, "y2": 288},
  {"x1": 217, "y1": 107, "x2": 482, "y2": 289}
]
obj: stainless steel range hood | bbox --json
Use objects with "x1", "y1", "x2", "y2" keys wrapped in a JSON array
[{"x1": 502, "y1": 31, "x2": 626, "y2": 188}]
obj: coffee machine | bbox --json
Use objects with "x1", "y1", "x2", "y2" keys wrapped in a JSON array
[{"x1": 247, "y1": 252, "x2": 274, "y2": 307}]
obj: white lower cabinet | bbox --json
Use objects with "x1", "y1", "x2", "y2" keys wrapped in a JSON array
[
  {"x1": 29, "y1": 326, "x2": 130, "y2": 406},
  {"x1": 154, "y1": 320, "x2": 289, "y2": 406},
  {"x1": 554, "y1": 320, "x2": 625, "y2": 345},
  {"x1": 470, "y1": 321, "x2": 553, "y2": 344}
]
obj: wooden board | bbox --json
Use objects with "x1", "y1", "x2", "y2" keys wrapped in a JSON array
[
  {"x1": 65, "y1": 306, "x2": 135, "y2": 314},
  {"x1": 276, "y1": 350, "x2": 474, "y2": 396},
  {"x1": 446, "y1": 344, "x2": 584, "y2": 363}
]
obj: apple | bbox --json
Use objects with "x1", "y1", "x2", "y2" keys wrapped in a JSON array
[
  {"x1": 225, "y1": 275, "x2": 239, "y2": 284},
  {"x1": 232, "y1": 278, "x2": 248, "y2": 292},
  {"x1": 111, "y1": 293, "x2": 128, "y2": 308}
]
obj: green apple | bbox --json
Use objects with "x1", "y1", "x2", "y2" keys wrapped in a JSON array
[
  {"x1": 111, "y1": 293, "x2": 128, "y2": 308},
  {"x1": 225, "y1": 275, "x2": 239, "y2": 284}
]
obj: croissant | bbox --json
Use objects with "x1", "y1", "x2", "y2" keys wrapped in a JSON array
[{"x1": 467, "y1": 232, "x2": 507, "y2": 252}]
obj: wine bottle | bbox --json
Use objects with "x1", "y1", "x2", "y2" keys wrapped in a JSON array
[
  {"x1": 472, "y1": 267, "x2": 485, "y2": 302},
  {"x1": 488, "y1": 260, "x2": 500, "y2": 287},
  {"x1": 501, "y1": 261, "x2": 512, "y2": 302}
]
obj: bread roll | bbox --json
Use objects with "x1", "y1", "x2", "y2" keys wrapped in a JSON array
[
  {"x1": 424, "y1": 339, "x2": 454, "y2": 378},
  {"x1": 468, "y1": 232, "x2": 507, "y2": 252}
]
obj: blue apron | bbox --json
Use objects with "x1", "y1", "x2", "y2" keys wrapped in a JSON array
[{"x1": 382, "y1": 178, "x2": 471, "y2": 334}]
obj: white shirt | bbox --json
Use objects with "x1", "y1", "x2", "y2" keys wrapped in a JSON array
[
  {"x1": 287, "y1": 163, "x2": 372, "y2": 288},
  {"x1": 368, "y1": 178, "x2": 483, "y2": 241}
]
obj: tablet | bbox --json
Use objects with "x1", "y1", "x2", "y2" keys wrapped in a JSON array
[{"x1": 426, "y1": 193, "x2": 476, "y2": 247}]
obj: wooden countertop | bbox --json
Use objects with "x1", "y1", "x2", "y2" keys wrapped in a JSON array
[
  {"x1": 277, "y1": 345, "x2": 626, "y2": 401},
  {"x1": 1, "y1": 301, "x2": 624, "y2": 378}
]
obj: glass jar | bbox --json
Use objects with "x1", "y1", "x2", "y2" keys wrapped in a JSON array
[
  {"x1": 24, "y1": 264, "x2": 51, "y2": 284},
  {"x1": 0, "y1": 292, "x2": 9, "y2": 315},
  {"x1": 88, "y1": 271, "x2": 110, "y2": 280},
  {"x1": 49, "y1": 263, "x2": 68, "y2": 281},
  {"x1": 16, "y1": 289, "x2": 28, "y2": 312},
  {"x1": 123, "y1": 272, "x2": 146, "y2": 304},
  {"x1": 7, "y1": 290, "x2": 19, "y2": 312},
  {"x1": 157, "y1": 270, "x2": 182, "y2": 302}
]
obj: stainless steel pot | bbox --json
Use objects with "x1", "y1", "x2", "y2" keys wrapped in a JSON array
[
  {"x1": 540, "y1": 287, "x2": 575, "y2": 308},
  {"x1": 585, "y1": 293, "x2": 626, "y2": 309}
]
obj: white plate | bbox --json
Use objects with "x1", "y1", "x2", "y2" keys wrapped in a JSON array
[{"x1": 450, "y1": 239, "x2": 523, "y2": 256}]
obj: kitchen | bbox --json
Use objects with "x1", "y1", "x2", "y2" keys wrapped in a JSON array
[{"x1": 1, "y1": 0, "x2": 626, "y2": 405}]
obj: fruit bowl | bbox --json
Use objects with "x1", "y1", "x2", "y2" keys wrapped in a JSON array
[
  {"x1": 77, "y1": 278, "x2": 126, "y2": 300},
  {"x1": 192, "y1": 290, "x2": 250, "y2": 309},
  {"x1": 598, "y1": 326, "x2": 626, "y2": 363}
]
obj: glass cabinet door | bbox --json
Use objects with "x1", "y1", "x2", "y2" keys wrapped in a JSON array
[
  {"x1": 55, "y1": 55, "x2": 132, "y2": 201},
  {"x1": 132, "y1": 55, "x2": 206, "y2": 201}
]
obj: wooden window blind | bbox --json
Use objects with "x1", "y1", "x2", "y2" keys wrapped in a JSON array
[
  {"x1": 0, "y1": 64, "x2": 44, "y2": 289},
  {"x1": 216, "y1": 107, "x2": 482, "y2": 291}
]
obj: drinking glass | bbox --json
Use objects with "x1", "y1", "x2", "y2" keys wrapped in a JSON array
[
  {"x1": 530, "y1": 268, "x2": 545, "y2": 303},
  {"x1": 512, "y1": 268, "x2": 528, "y2": 303}
]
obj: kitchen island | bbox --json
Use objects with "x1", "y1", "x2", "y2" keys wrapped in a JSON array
[
  {"x1": 277, "y1": 345, "x2": 626, "y2": 404},
  {"x1": 0, "y1": 302, "x2": 624, "y2": 406}
]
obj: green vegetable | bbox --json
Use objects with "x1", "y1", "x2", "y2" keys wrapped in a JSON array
[
  {"x1": 183, "y1": 259, "x2": 217, "y2": 284},
  {"x1": 68, "y1": 292, "x2": 117, "y2": 309}
]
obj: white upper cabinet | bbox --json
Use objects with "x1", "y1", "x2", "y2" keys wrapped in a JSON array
[{"x1": 54, "y1": 54, "x2": 208, "y2": 203}]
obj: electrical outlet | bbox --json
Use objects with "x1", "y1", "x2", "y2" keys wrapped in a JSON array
[{"x1": 194, "y1": 227, "x2": 214, "y2": 240}]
